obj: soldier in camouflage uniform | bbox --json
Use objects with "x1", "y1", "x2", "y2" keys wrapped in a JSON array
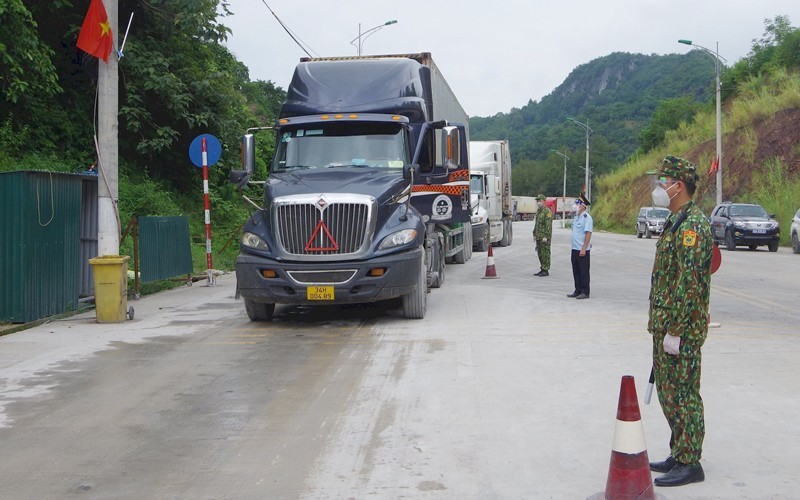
[
  {"x1": 646, "y1": 156, "x2": 712, "y2": 487},
  {"x1": 533, "y1": 194, "x2": 553, "y2": 276}
]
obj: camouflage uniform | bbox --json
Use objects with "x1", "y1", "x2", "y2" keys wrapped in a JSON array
[
  {"x1": 533, "y1": 196, "x2": 553, "y2": 271},
  {"x1": 648, "y1": 157, "x2": 712, "y2": 466}
]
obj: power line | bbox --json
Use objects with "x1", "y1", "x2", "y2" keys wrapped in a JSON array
[{"x1": 260, "y1": 1, "x2": 317, "y2": 57}]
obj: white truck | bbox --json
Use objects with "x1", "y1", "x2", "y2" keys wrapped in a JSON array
[
  {"x1": 512, "y1": 195, "x2": 538, "y2": 221},
  {"x1": 469, "y1": 140, "x2": 514, "y2": 251}
]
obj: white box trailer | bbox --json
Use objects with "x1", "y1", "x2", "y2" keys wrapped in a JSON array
[
  {"x1": 512, "y1": 195, "x2": 538, "y2": 221},
  {"x1": 469, "y1": 140, "x2": 513, "y2": 251}
]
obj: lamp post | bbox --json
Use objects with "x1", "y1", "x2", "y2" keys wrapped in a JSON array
[
  {"x1": 679, "y1": 39, "x2": 726, "y2": 205},
  {"x1": 551, "y1": 149, "x2": 569, "y2": 228},
  {"x1": 567, "y1": 118, "x2": 593, "y2": 202},
  {"x1": 350, "y1": 20, "x2": 397, "y2": 56}
]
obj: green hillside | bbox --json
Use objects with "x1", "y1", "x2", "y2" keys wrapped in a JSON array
[{"x1": 592, "y1": 66, "x2": 800, "y2": 245}]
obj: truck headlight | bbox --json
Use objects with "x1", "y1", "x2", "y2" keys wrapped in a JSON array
[
  {"x1": 242, "y1": 231, "x2": 269, "y2": 251},
  {"x1": 732, "y1": 221, "x2": 747, "y2": 229},
  {"x1": 471, "y1": 215, "x2": 485, "y2": 224},
  {"x1": 378, "y1": 229, "x2": 417, "y2": 250}
]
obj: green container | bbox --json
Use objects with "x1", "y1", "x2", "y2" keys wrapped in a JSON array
[{"x1": 0, "y1": 171, "x2": 82, "y2": 323}]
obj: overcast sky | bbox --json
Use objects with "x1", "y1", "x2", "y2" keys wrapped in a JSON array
[{"x1": 222, "y1": 1, "x2": 800, "y2": 118}]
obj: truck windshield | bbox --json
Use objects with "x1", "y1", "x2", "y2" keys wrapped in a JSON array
[
  {"x1": 470, "y1": 174, "x2": 484, "y2": 195},
  {"x1": 273, "y1": 122, "x2": 407, "y2": 172}
]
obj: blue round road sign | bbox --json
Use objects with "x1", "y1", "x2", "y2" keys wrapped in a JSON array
[{"x1": 189, "y1": 134, "x2": 222, "y2": 167}]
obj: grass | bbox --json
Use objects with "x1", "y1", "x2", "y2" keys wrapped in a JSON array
[{"x1": 592, "y1": 67, "x2": 800, "y2": 244}]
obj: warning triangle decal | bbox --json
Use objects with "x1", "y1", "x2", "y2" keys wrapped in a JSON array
[{"x1": 305, "y1": 220, "x2": 339, "y2": 252}]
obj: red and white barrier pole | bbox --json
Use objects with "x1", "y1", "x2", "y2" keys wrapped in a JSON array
[{"x1": 201, "y1": 137, "x2": 214, "y2": 285}]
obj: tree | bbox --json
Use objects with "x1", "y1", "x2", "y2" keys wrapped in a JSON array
[
  {"x1": 637, "y1": 97, "x2": 701, "y2": 153},
  {"x1": 0, "y1": 0, "x2": 61, "y2": 105}
]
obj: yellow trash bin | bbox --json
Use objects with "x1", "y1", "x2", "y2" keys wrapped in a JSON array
[{"x1": 89, "y1": 255, "x2": 130, "y2": 323}]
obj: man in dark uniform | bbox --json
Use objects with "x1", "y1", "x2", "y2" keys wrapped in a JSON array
[
  {"x1": 533, "y1": 194, "x2": 552, "y2": 276},
  {"x1": 646, "y1": 155, "x2": 712, "y2": 487},
  {"x1": 567, "y1": 193, "x2": 592, "y2": 299}
]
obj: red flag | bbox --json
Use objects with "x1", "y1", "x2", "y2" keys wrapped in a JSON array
[
  {"x1": 77, "y1": 0, "x2": 113, "y2": 62},
  {"x1": 708, "y1": 156, "x2": 719, "y2": 177}
]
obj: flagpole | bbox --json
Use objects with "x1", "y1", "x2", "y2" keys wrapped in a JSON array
[{"x1": 97, "y1": 0, "x2": 120, "y2": 256}]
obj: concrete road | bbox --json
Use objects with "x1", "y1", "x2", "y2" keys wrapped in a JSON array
[{"x1": 1, "y1": 221, "x2": 798, "y2": 499}]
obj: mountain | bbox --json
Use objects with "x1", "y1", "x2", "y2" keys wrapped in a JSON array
[{"x1": 469, "y1": 51, "x2": 717, "y2": 166}]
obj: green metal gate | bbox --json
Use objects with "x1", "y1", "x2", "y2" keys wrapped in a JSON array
[{"x1": 138, "y1": 216, "x2": 193, "y2": 283}]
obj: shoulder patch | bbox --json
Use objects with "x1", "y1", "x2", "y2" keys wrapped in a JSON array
[{"x1": 682, "y1": 230, "x2": 697, "y2": 247}]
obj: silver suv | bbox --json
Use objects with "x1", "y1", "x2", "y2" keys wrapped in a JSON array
[{"x1": 636, "y1": 207, "x2": 670, "y2": 239}]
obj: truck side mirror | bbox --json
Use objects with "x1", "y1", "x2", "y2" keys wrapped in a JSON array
[
  {"x1": 229, "y1": 170, "x2": 250, "y2": 190},
  {"x1": 442, "y1": 126, "x2": 461, "y2": 170},
  {"x1": 241, "y1": 133, "x2": 256, "y2": 175},
  {"x1": 230, "y1": 133, "x2": 256, "y2": 189}
]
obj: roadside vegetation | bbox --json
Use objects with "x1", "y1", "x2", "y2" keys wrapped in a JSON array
[{"x1": 592, "y1": 16, "x2": 800, "y2": 246}]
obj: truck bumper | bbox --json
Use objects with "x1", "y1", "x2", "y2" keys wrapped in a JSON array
[{"x1": 235, "y1": 246, "x2": 423, "y2": 305}]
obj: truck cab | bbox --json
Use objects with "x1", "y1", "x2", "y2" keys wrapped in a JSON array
[{"x1": 230, "y1": 54, "x2": 471, "y2": 321}]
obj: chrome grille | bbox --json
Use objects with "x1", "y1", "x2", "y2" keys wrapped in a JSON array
[{"x1": 274, "y1": 194, "x2": 374, "y2": 259}]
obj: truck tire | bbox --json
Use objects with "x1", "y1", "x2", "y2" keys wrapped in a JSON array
[
  {"x1": 475, "y1": 225, "x2": 489, "y2": 252},
  {"x1": 244, "y1": 299, "x2": 275, "y2": 321},
  {"x1": 645, "y1": 228, "x2": 652, "y2": 239},
  {"x1": 453, "y1": 227, "x2": 467, "y2": 264},
  {"x1": 768, "y1": 240, "x2": 779, "y2": 252},
  {"x1": 402, "y1": 247, "x2": 427, "y2": 319},
  {"x1": 431, "y1": 240, "x2": 445, "y2": 287},
  {"x1": 464, "y1": 228, "x2": 472, "y2": 262},
  {"x1": 792, "y1": 231, "x2": 800, "y2": 254},
  {"x1": 499, "y1": 219, "x2": 511, "y2": 247}
]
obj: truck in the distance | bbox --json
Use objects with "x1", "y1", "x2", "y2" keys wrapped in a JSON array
[
  {"x1": 512, "y1": 195, "x2": 538, "y2": 221},
  {"x1": 469, "y1": 140, "x2": 513, "y2": 251},
  {"x1": 229, "y1": 53, "x2": 471, "y2": 320}
]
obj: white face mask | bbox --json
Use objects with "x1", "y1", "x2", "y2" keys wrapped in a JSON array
[
  {"x1": 651, "y1": 186, "x2": 671, "y2": 207},
  {"x1": 651, "y1": 182, "x2": 678, "y2": 208},
  {"x1": 537, "y1": 201, "x2": 544, "y2": 209}
]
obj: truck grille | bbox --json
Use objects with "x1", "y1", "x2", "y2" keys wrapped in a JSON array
[{"x1": 274, "y1": 194, "x2": 374, "y2": 259}]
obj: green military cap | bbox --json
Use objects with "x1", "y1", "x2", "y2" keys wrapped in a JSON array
[
  {"x1": 647, "y1": 155, "x2": 699, "y2": 184},
  {"x1": 536, "y1": 194, "x2": 546, "y2": 201}
]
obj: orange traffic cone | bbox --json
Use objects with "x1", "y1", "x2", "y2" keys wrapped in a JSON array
[
  {"x1": 482, "y1": 245, "x2": 499, "y2": 279},
  {"x1": 589, "y1": 375, "x2": 657, "y2": 500}
]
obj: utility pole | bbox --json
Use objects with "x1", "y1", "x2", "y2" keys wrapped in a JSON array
[{"x1": 97, "y1": 0, "x2": 120, "y2": 256}]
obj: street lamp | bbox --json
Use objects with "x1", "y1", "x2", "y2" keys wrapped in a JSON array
[
  {"x1": 567, "y1": 118, "x2": 593, "y2": 202},
  {"x1": 350, "y1": 20, "x2": 397, "y2": 56},
  {"x1": 551, "y1": 149, "x2": 569, "y2": 228},
  {"x1": 679, "y1": 39, "x2": 727, "y2": 205}
]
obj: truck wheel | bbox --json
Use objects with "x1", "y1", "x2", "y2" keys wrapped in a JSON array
[
  {"x1": 499, "y1": 220, "x2": 511, "y2": 247},
  {"x1": 453, "y1": 228, "x2": 467, "y2": 264},
  {"x1": 725, "y1": 230, "x2": 736, "y2": 251},
  {"x1": 636, "y1": 228, "x2": 642, "y2": 238},
  {"x1": 792, "y1": 232, "x2": 800, "y2": 254},
  {"x1": 476, "y1": 226, "x2": 489, "y2": 252},
  {"x1": 244, "y1": 299, "x2": 275, "y2": 321},
  {"x1": 431, "y1": 240, "x2": 445, "y2": 287},
  {"x1": 402, "y1": 247, "x2": 427, "y2": 319},
  {"x1": 768, "y1": 240, "x2": 779, "y2": 252},
  {"x1": 645, "y1": 228, "x2": 652, "y2": 239}
]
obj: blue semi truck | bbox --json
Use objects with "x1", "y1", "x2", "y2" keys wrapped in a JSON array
[{"x1": 229, "y1": 53, "x2": 472, "y2": 320}]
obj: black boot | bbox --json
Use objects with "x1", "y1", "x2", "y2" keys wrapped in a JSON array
[{"x1": 654, "y1": 462, "x2": 705, "y2": 487}]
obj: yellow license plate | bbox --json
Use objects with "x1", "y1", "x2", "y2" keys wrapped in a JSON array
[{"x1": 307, "y1": 285, "x2": 334, "y2": 301}]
